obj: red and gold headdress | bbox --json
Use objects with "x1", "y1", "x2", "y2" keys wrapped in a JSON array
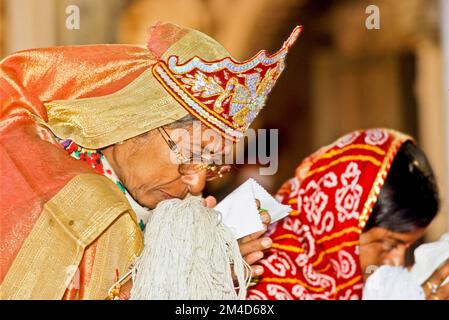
[
  {"x1": 152, "y1": 26, "x2": 302, "y2": 141},
  {"x1": 0, "y1": 22, "x2": 301, "y2": 148}
]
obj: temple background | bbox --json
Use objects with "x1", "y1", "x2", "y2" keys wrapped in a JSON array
[{"x1": 1, "y1": 0, "x2": 448, "y2": 244}]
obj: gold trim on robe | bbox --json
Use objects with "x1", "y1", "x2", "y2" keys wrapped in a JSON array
[
  {"x1": 43, "y1": 68, "x2": 188, "y2": 149},
  {"x1": 0, "y1": 174, "x2": 143, "y2": 300}
]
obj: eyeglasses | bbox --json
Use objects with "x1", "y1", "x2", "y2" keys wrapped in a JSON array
[{"x1": 157, "y1": 127, "x2": 231, "y2": 181}]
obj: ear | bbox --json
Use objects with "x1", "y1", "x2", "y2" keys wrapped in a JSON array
[{"x1": 180, "y1": 172, "x2": 206, "y2": 195}]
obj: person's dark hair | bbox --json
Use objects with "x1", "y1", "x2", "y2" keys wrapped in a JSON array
[
  {"x1": 165, "y1": 114, "x2": 197, "y2": 129},
  {"x1": 364, "y1": 141, "x2": 439, "y2": 233}
]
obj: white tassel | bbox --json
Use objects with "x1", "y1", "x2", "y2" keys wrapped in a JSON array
[{"x1": 130, "y1": 196, "x2": 251, "y2": 300}]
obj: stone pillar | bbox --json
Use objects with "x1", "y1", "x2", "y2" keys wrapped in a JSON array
[
  {"x1": 4, "y1": 0, "x2": 56, "y2": 54},
  {"x1": 415, "y1": 38, "x2": 448, "y2": 240},
  {"x1": 55, "y1": 0, "x2": 126, "y2": 45},
  {"x1": 413, "y1": 0, "x2": 448, "y2": 240},
  {"x1": 440, "y1": 0, "x2": 449, "y2": 233},
  {"x1": 0, "y1": 0, "x2": 4, "y2": 57}
]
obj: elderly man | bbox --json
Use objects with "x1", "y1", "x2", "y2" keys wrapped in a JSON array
[{"x1": 0, "y1": 21, "x2": 300, "y2": 299}]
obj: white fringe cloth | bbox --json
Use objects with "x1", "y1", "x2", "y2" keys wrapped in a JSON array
[{"x1": 130, "y1": 196, "x2": 251, "y2": 300}]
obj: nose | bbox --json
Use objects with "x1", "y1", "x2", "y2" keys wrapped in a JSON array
[{"x1": 180, "y1": 171, "x2": 207, "y2": 195}]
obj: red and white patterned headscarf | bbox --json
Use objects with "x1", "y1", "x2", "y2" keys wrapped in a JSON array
[{"x1": 247, "y1": 129, "x2": 412, "y2": 300}]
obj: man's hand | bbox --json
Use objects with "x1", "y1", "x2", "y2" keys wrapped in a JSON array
[
  {"x1": 238, "y1": 198, "x2": 271, "y2": 276},
  {"x1": 238, "y1": 225, "x2": 271, "y2": 277},
  {"x1": 203, "y1": 195, "x2": 217, "y2": 208},
  {"x1": 204, "y1": 196, "x2": 272, "y2": 277}
]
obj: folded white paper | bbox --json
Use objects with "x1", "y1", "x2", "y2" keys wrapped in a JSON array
[{"x1": 215, "y1": 178, "x2": 292, "y2": 239}]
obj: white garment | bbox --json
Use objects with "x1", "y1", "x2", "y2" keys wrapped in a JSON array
[
  {"x1": 410, "y1": 232, "x2": 449, "y2": 287},
  {"x1": 363, "y1": 232, "x2": 449, "y2": 300},
  {"x1": 362, "y1": 266, "x2": 425, "y2": 300}
]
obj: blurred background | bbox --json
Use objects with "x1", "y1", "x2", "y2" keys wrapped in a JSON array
[{"x1": 1, "y1": 0, "x2": 448, "y2": 244}]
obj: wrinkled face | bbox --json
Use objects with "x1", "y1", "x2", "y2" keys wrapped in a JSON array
[
  {"x1": 359, "y1": 227, "x2": 425, "y2": 280},
  {"x1": 103, "y1": 123, "x2": 232, "y2": 209}
]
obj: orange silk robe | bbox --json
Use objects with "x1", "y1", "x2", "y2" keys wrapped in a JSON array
[{"x1": 0, "y1": 45, "x2": 149, "y2": 299}]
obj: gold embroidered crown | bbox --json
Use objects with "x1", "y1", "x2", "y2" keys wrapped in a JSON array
[{"x1": 152, "y1": 26, "x2": 302, "y2": 141}]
